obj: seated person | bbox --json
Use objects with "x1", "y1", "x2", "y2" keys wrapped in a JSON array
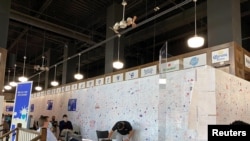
[
  {"x1": 108, "y1": 121, "x2": 134, "y2": 141},
  {"x1": 59, "y1": 114, "x2": 73, "y2": 137},
  {"x1": 37, "y1": 115, "x2": 57, "y2": 141}
]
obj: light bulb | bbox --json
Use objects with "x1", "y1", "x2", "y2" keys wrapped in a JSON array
[
  {"x1": 18, "y1": 76, "x2": 28, "y2": 82},
  {"x1": 9, "y1": 81, "x2": 17, "y2": 87},
  {"x1": 51, "y1": 80, "x2": 59, "y2": 86},
  {"x1": 74, "y1": 73, "x2": 84, "y2": 80},
  {"x1": 113, "y1": 61, "x2": 124, "y2": 69},
  {"x1": 187, "y1": 35, "x2": 204, "y2": 48},
  {"x1": 35, "y1": 86, "x2": 42, "y2": 91},
  {"x1": 4, "y1": 85, "x2": 12, "y2": 90}
]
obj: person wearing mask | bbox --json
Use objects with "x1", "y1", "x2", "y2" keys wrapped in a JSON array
[
  {"x1": 37, "y1": 115, "x2": 57, "y2": 141},
  {"x1": 108, "y1": 121, "x2": 134, "y2": 141},
  {"x1": 59, "y1": 114, "x2": 73, "y2": 138}
]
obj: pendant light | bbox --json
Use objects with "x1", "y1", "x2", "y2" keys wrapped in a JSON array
[
  {"x1": 18, "y1": 56, "x2": 28, "y2": 82},
  {"x1": 113, "y1": 34, "x2": 124, "y2": 69},
  {"x1": 4, "y1": 70, "x2": 12, "y2": 90},
  {"x1": 74, "y1": 53, "x2": 84, "y2": 80},
  {"x1": 187, "y1": 0, "x2": 204, "y2": 48},
  {"x1": 51, "y1": 65, "x2": 59, "y2": 86},
  {"x1": 9, "y1": 64, "x2": 17, "y2": 87},
  {"x1": 18, "y1": 33, "x2": 28, "y2": 82},
  {"x1": 35, "y1": 73, "x2": 42, "y2": 91}
]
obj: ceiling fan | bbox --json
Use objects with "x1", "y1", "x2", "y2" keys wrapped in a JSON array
[{"x1": 110, "y1": 0, "x2": 137, "y2": 34}]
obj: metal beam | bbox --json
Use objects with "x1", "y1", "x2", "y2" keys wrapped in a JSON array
[
  {"x1": 10, "y1": 10, "x2": 96, "y2": 45},
  {"x1": 126, "y1": 2, "x2": 207, "y2": 44}
]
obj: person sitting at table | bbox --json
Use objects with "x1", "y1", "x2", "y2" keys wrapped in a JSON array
[{"x1": 59, "y1": 114, "x2": 73, "y2": 137}]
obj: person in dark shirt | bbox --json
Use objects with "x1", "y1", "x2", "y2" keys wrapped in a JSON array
[
  {"x1": 108, "y1": 121, "x2": 134, "y2": 141},
  {"x1": 50, "y1": 115, "x2": 58, "y2": 137},
  {"x1": 59, "y1": 114, "x2": 73, "y2": 137}
]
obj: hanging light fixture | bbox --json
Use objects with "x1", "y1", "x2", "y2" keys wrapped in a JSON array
[
  {"x1": 18, "y1": 56, "x2": 28, "y2": 82},
  {"x1": 9, "y1": 64, "x2": 17, "y2": 87},
  {"x1": 74, "y1": 53, "x2": 84, "y2": 80},
  {"x1": 4, "y1": 70, "x2": 12, "y2": 90},
  {"x1": 19, "y1": 33, "x2": 28, "y2": 82},
  {"x1": 187, "y1": 0, "x2": 204, "y2": 48},
  {"x1": 113, "y1": 34, "x2": 124, "y2": 69},
  {"x1": 51, "y1": 65, "x2": 59, "y2": 86},
  {"x1": 35, "y1": 73, "x2": 42, "y2": 91}
]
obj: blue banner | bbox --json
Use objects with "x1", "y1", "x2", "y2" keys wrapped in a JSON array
[
  {"x1": 10, "y1": 81, "x2": 33, "y2": 132},
  {"x1": 68, "y1": 99, "x2": 77, "y2": 111}
]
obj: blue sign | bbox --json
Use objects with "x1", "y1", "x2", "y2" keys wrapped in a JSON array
[
  {"x1": 10, "y1": 81, "x2": 33, "y2": 135},
  {"x1": 6, "y1": 106, "x2": 13, "y2": 112},
  {"x1": 30, "y1": 104, "x2": 34, "y2": 112},
  {"x1": 68, "y1": 99, "x2": 77, "y2": 111},
  {"x1": 47, "y1": 100, "x2": 53, "y2": 110}
]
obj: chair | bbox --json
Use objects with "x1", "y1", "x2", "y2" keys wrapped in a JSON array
[{"x1": 96, "y1": 130, "x2": 110, "y2": 141}]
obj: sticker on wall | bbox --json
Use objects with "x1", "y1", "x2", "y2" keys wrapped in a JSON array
[
  {"x1": 140, "y1": 65, "x2": 157, "y2": 77},
  {"x1": 78, "y1": 82, "x2": 85, "y2": 89},
  {"x1": 47, "y1": 90, "x2": 51, "y2": 95},
  {"x1": 125, "y1": 70, "x2": 139, "y2": 80},
  {"x1": 212, "y1": 48, "x2": 229, "y2": 63},
  {"x1": 183, "y1": 53, "x2": 207, "y2": 69},
  {"x1": 112, "y1": 73, "x2": 123, "y2": 83},
  {"x1": 160, "y1": 60, "x2": 180, "y2": 73},
  {"x1": 51, "y1": 89, "x2": 55, "y2": 94},
  {"x1": 56, "y1": 87, "x2": 61, "y2": 94},
  {"x1": 6, "y1": 106, "x2": 13, "y2": 112},
  {"x1": 65, "y1": 85, "x2": 71, "y2": 91},
  {"x1": 105, "y1": 76, "x2": 111, "y2": 84},
  {"x1": 71, "y1": 84, "x2": 78, "y2": 90},
  {"x1": 86, "y1": 80, "x2": 94, "y2": 87},
  {"x1": 30, "y1": 104, "x2": 34, "y2": 112},
  {"x1": 47, "y1": 100, "x2": 53, "y2": 110},
  {"x1": 68, "y1": 99, "x2": 77, "y2": 111},
  {"x1": 61, "y1": 86, "x2": 65, "y2": 93},
  {"x1": 95, "y1": 78, "x2": 104, "y2": 86},
  {"x1": 245, "y1": 54, "x2": 250, "y2": 68}
]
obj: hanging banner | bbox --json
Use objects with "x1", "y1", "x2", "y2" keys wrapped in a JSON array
[{"x1": 10, "y1": 81, "x2": 33, "y2": 140}]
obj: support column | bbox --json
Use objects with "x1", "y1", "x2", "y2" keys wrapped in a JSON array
[
  {"x1": 0, "y1": 0, "x2": 11, "y2": 93},
  {"x1": 105, "y1": 2, "x2": 123, "y2": 73},
  {"x1": 62, "y1": 43, "x2": 77, "y2": 84},
  {"x1": 207, "y1": 0, "x2": 241, "y2": 47}
]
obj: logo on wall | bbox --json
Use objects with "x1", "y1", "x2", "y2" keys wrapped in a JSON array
[
  {"x1": 190, "y1": 57, "x2": 199, "y2": 67},
  {"x1": 183, "y1": 53, "x2": 207, "y2": 69},
  {"x1": 212, "y1": 48, "x2": 229, "y2": 63},
  {"x1": 245, "y1": 54, "x2": 250, "y2": 68},
  {"x1": 141, "y1": 65, "x2": 157, "y2": 77}
]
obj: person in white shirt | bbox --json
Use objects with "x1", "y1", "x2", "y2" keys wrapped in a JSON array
[{"x1": 37, "y1": 115, "x2": 57, "y2": 141}]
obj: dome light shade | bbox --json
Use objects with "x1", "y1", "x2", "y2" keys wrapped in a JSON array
[
  {"x1": 113, "y1": 35, "x2": 124, "y2": 70},
  {"x1": 18, "y1": 76, "x2": 28, "y2": 82},
  {"x1": 9, "y1": 81, "x2": 17, "y2": 87},
  {"x1": 187, "y1": 0, "x2": 205, "y2": 48},
  {"x1": 74, "y1": 73, "x2": 84, "y2": 80},
  {"x1": 74, "y1": 53, "x2": 84, "y2": 80},
  {"x1": 35, "y1": 86, "x2": 42, "y2": 91},
  {"x1": 4, "y1": 85, "x2": 12, "y2": 90},
  {"x1": 187, "y1": 35, "x2": 204, "y2": 48},
  {"x1": 113, "y1": 61, "x2": 124, "y2": 69},
  {"x1": 51, "y1": 80, "x2": 59, "y2": 86}
]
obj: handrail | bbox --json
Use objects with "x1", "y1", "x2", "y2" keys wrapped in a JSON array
[{"x1": 0, "y1": 123, "x2": 47, "y2": 141}]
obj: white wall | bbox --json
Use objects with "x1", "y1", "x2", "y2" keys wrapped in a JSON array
[{"x1": 29, "y1": 67, "x2": 250, "y2": 141}]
